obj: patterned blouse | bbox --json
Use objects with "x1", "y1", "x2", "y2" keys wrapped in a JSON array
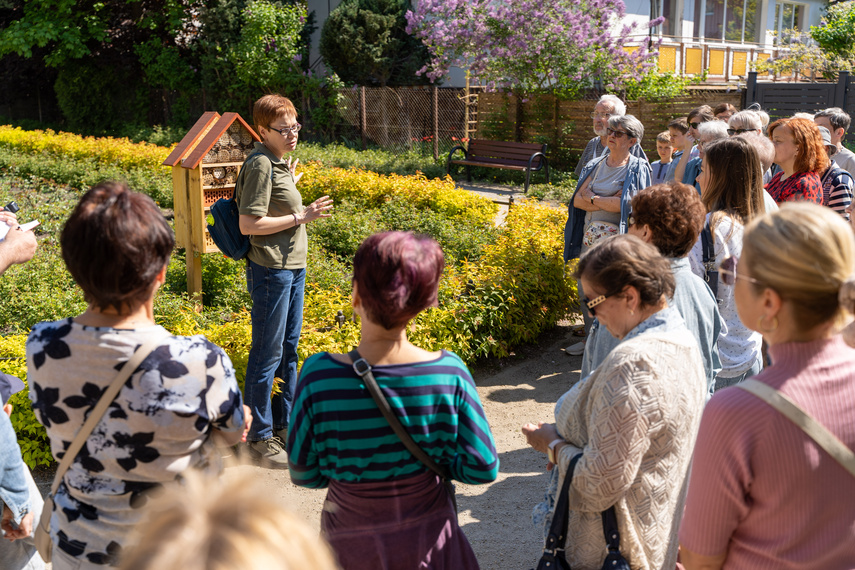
[
  {"x1": 765, "y1": 170, "x2": 823, "y2": 204},
  {"x1": 27, "y1": 320, "x2": 244, "y2": 567}
]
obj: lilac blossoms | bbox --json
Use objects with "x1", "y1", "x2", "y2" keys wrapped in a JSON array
[{"x1": 406, "y1": 0, "x2": 663, "y2": 97}]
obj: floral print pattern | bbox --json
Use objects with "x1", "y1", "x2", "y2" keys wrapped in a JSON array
[{"x1": 27, "y1": 320, "x2": 244, "y2": 566}]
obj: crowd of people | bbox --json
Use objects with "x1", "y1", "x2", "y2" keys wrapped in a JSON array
[{"x1": 0, "y1": 90, "x2": 853, "y2": 570}]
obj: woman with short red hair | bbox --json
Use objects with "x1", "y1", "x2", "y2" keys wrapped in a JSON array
[{"x1": 765, "y1": 117, "x2": 827, "y2": 204}]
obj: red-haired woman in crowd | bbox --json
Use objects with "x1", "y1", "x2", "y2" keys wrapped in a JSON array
[
  {"x1": 287, "y1": 231, "x2": 498, "y2": 570},
  {"x1": 765, "y1": 117, "x2": 827, "y2": 204}
]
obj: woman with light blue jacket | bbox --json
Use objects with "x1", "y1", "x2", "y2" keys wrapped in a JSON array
[{"x1": 563, "y1": 115, "x2": 652, "y2": 354}]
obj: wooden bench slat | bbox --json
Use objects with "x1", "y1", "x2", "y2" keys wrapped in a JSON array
[
  {"x1": 469, "y1": 139, "x2": 544, "y2": 151},
  {"x1": 469, "y1": 153, "x2": 540, "y2": 165},
  {"x1": 448, "y1": 138, "x2": 549, "y2": 193},
  {"x1": 470, "y1": 143, "x2": 544, "y2": 156},
  {"x1": 449, "y1": 160, "x2": 527, "y2": 171}
]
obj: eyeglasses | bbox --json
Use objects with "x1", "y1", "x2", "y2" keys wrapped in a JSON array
[
  {"x1": 727, "y1": 128, "x2": 751, "y2": 135},
  {"x1": 268, "y1": 123, "x2": 302, "y2": 136},
  {"x1": 718, "y1": 255, "x2": 764, "y2": 287},
  {"x1": 584, "y1": 294, "x2": 612, "y2": 316},
  {"x1": 606, "y1": 128, "x2": 629, "y2": 138},
  {"x1": 591, "y1": 112, "x2": 613, "y2": 119},
  {"x1": 688, "y1": 122, "x2": 702, "y2": 130}
]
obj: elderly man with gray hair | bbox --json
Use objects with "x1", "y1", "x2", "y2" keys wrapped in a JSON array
[
  {"x1": 814, "y1": 107, "x2": 855, "y2": 177},
  {"x1": 574, "y1": 94, "x2": 649, "y2": 176}
]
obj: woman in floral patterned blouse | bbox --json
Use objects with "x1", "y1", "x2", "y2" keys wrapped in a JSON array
[
  {"x1": 27, "y1": 182, "x2": 250, "y2": 570},
  {"x1": 765, "y1": 117, "x2": 827, "y2": 204}
]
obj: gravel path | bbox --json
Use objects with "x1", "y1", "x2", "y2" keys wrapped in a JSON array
[{"x1": 34, "y1": 321, "x2": 582, "y2": 569}]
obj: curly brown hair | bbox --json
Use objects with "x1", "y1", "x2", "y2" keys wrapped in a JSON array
[
  {"x1": 767, "y1": 117, "x2": 829, "y2": 174},
  {"x1": 630, "y1": 182, "x2": 706, "y2": 258}
]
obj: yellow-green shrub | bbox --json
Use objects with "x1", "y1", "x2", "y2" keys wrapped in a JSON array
[
  {"x1": 298, "y1": 163, "x2": 498, "y2": 225},
  {"x1": 0, "y1": 126, "x2": 173, "y2": 172}
]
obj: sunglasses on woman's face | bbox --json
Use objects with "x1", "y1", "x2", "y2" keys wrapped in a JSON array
[
  {"x1": 584, "y1": 294, "x2": 611, "y2": 316},
  {"x1": 606, "y1": 128, "x2": 629, "y2": 138},
  {"x1": 718, "y1": 255, "x2": 764, "y2": 286},
  {"x1": 727, "y1": 128, "x2": 751, "y2": 135}
]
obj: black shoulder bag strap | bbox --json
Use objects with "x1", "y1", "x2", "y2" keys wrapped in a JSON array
[
  {"x1": 532, "y1": 452, "x2": 583, "y2": 570},
  {"x1": 601, "y1": 506, "x2": 631, "y2": 569},
  {"x1": 348, "y1": 349, "x2": 458, "y2": 513},
  {"x1": 701, "y1": 220, "x2": 718, "y2": 299}
]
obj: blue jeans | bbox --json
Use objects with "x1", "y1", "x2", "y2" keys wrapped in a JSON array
[
  {"x1": 713, "y1": 354, "x2": 763, "y2": 393},
  {"x1": 244, "y1": 261, "x2": 306, "y2": 442}
]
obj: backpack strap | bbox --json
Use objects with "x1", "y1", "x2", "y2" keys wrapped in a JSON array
[{"x1": 701, "y1": 220, "x2": 718, "y2": 299}]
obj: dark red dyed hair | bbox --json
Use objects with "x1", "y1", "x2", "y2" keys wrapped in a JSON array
[
  {"x1": 353, "y1": 232, "x2": 444, "y2": 330},
  {"x1": 61, "y1": 181, "x2": 174, "y2": 312}
]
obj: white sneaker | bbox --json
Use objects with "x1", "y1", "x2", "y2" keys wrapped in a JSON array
[{"x1": 565, "y1": 341, "x2": 586, "y2": 356}]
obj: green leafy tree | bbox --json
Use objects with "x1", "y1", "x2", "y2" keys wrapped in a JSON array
[
  {"x1": 319, "y1": 0, "x2": 430, "y2": 86},
  {"x1": 229, "y1": 0, "x2": 305, "y2": 90},
  {"x1": 811, "y1": 2, "x2": 855, "y2": 61}
]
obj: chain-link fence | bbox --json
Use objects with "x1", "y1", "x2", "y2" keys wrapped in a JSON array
[{"x1": 332, "y1": 86, "x2": 478, "y2": 159}]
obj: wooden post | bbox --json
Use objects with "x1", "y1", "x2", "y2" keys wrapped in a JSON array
[
  {"x1": 360, "y1": 86, "x2": 367, "y2": 150},
  {"x1": 515, "y1": 96, "x2": 523, "y2": 142},
  {"x1": 725, "y1": 46, "x2": 731, "y2": 82},
  {"x1": 432, "y1": 85, "x2": 439, "y2": 161},
  {"x1": 464, "y1": 74, "x2": 470, "y2": 142},
  {"x1": 746, "y1": 71, "x2": 758, "y2": 107},
  {"x1": 835, "y1": 71, "x2": 849, "y2": 109}
]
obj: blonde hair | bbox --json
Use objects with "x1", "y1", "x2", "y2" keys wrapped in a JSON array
[
  {"x1": 743, "y1": 203, "x2": 855, "y2": 331},
  {"x1": 119, "y1": 472, "x2": 339, "y2": 570},
  {"x1": 655, "y1": 131, "x2": 672, "y2": 144}
]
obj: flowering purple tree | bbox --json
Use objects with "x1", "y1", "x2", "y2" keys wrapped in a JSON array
[{"x1": 405, "y1": 0, "x2": 662, "y2": 97}]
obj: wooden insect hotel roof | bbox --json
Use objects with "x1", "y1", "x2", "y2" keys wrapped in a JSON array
[
  {"x1": 162, "y1": 111, "x2": 221, "y2": 167},
  {"x1": 180, "y1": 113, "x2": 260, "y2": 170}
]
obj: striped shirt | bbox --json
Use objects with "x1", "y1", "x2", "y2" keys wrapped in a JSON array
[
  {"x1": 821, "y1": 160, "x2": 854, "y2": 220},
  {"x1": 287, "y1": 351, "x2": 499, "y2": 488}
]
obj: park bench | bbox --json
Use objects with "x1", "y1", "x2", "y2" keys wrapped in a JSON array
[{"x1": 447, "y1": 139, "x2": 549, "y2": 193}]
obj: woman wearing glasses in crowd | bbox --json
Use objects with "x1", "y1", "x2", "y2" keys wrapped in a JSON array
[
  {"x1": 673, "y1": 105, "x2": 715, "y2": 185},
  {"x1": 726, "y1": 110, "x2": 763, "y2": 137},
  {"x1": 680, "y1": 203, "x2": 855, "y2": 569},
  {"x1": 525, "y1": 234, "x2": 706, "y2": 569},
  {"x1": 237, "y1": 94, "x2": 333, "y2": 468},
  {"x1": 765, "y1": 117, "x2": 826, "y2": 205},
  {"x1": 689, "y1": 136, "x2": 765, "y2": 392},
  {"x1": 563, "y1": 115, "x2": 652, "y2": 355}
]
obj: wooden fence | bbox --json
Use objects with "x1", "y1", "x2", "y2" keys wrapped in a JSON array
[{"x1": 472, "y1": 88, "x2": 744, "y2": 169}]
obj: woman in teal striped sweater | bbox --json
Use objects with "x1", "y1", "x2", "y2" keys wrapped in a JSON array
[{"x1": 287, "y1": 231, "x2": 498, "y2": 570}]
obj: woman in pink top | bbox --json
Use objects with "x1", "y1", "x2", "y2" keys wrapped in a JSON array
[{"x1": 680, "y1": 202, "x2": 855, "y2": 569}]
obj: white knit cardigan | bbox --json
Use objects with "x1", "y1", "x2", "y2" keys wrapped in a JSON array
[{"x1": 555, "y1": 331, "x2": 706, "y2": 570}]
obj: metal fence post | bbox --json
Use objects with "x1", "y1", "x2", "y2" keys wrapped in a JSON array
[
  {"x1": 432, "y1": 85, "x2": 439, "y2": 161},
  {"x1": 360, "y1": 85, "x2": 367, "y2": 150}
]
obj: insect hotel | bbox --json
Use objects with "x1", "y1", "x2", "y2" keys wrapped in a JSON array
[{"x1": 163, "y1": 111, "x2": 260, "y2": 299}]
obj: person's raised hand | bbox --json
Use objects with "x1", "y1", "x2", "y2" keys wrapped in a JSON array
[
  {"x1": 300, "y1": 196, "x2": 333, "y2": 224},
  {"x1": 287, "y1": 156, "x2": 303, "y2": 184}
]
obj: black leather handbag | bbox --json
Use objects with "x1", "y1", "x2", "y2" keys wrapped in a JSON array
[{"x1": 532, "y1": 453, "x2": 632, "y2": 570}]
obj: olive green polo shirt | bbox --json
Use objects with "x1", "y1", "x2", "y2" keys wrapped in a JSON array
[{"x1": 236, "y1": 142, "x2": 307, "y2": 269}]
